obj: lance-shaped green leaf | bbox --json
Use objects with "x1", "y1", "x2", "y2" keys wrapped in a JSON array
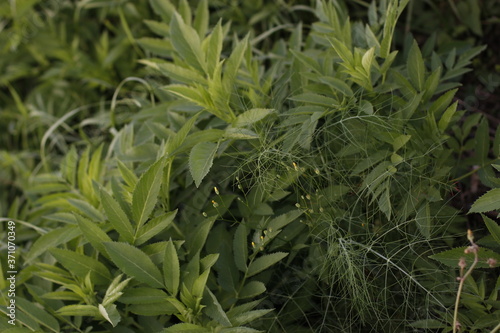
[
  {"x1": 187, "y1": 216, "x2": 217, "y2": 259},
  {"x1": 98, "y1": 304, "x2": 120, "y2": 327},
  {"x1": 233, "y1": 223, "x2": 248, "y2": 272},
  {"x1": 438, "y1": 101, "x2": 458, "y2": 132},
  {"x1": 483, "y1": 214, "x2": 500, "y2": 244},
  {"x1": 149, "y1": 0, "x2": 175, "y2": 22},
  {"x1": 16, "y1": 297, "x2": 60, "y2": 333},
  {"x1": 233, "y1": 109, "x2": 274, "y2": 128},
  {"x1": 247, "y1": 252, "x2": 288, "y2": 277},
  {"x1": 49, "y1": 248, "x2": 112, "y2": 285},
  {"x1": 57, "y1": 304, "x2": 100, "y2": 317},
  {"x1": 223, "y1": 34, "x2": 249, "y2": 94},
  {"x1": 75, "y1": 214, "x2": 112, "y2": 257},
  {"x1": 205, "y1": 20, "x2": 223, "y2": 77},
  {"x1": 239, "y1": 281, "x2": 266, "y2": 299},
  {"x1": 469, "y1": 188, "x2": 500, "y2": 214},
  {"x1": 132, "y1": 157, "x2": 165, "y2": 230},
  {"x1": 104, "y1": 242, "x2": 164, "y2": 288},
  {"x1": 204, "y1": 288, "x2": 231, "y2": 327},
  {"x1": 135, "y1": 210, "x2": 177, "y2": 246},
  {"x1": 163, "y1": 239, "x2": 180, "y2": 296},
  {"x1": 102, "y1": 189, "x2": 134, "y2": 243},
  {"x1": 407, "y1": 40, "x2": 425, "y2": 91},
  {"x1": 25, "y1": 225, "x2": 81, "y2": 264},
  {"x1": 170, "y1": 12, "x2": 206, "y2": 73},
  {"x1": 430, "y1": 246, "x2": 500, "y2": 268},
  {"x1": 189, "y1": 142, "x2": 218, "y2": 188}
]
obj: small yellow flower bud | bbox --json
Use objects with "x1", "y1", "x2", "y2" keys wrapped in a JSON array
[{"x1": 214, "y1": 187, "x2": 219, "y2": 195}]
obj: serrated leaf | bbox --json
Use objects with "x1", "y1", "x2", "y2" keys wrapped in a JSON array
[
  {"x1": 233, "y1": 223, "x2": 248, "y2": 272},
  {"x1": 132, "y1": 157, "x2": 165, "y2": 229},
  {"x1": 49, "y1": 248, "x2": 111, "y2": 285},
  {"x1": 232, "y1": 309, "x2": 274, "y2": 326},
  {"x1": 25, "y1": 226, "x2": 81, "y2": 264},
  {"x1": 225, "y1": 128, "x2": 259, "y2": 139},
  {"x1": 141, "y1": 60, "x2": 207, "y2": 85},
  {"x1": 408, "y1": 40, "x2": 425, "y2": 91},
  {"x1": 193, "y1": 0, "x2": 209, "y2": 38},
  {"x1": 204, "y1": 288, "x2": 231, "y2": 327},
  {"x1": 234, "y1": 109, "x2": 274, "y2": 128},
  {"x1": 98, "y1": 304, "x2": 120, "y2": 327},
  {"x1": 101, "y1": 189, "x2": 134, "y2": 243},
  {"x1": 57, "y1": 304, "x2": 100, "y2": 317},
  {"x1": 223, "y1": 34, "x2": 248, "y2": 95},
  {"x1": 163, "y1": 239, "x2": 180, "y2": 296},
  {"x1": 188, "y1": 216, "x2": 217, "y2": 259},
  {"x1": 247, "y1": 252, "x2": 288, "y2": 277},
  {"x1": 239, "y1": 281, "x2": 266, "y2": 299},
  {"x1": 430, "y1": 247, "x2": 500, "y2": 268},
  {"x1": 429, "y1": 88, "x2": 458, "y2": 116},
  {"x1": 135, "y1": 210, "x2": 177, "y2": 246},
  {"x1": 117, "y1": 160, "x2": 138, "y2": 189},
  {"x1": 392, "y1": 134, "x2": 411, "y2": 152},
  {"x1": 205, "y1": 20, "x2": 223, "y2": 76},
  {"x1": 268, "y1": 210, "x2": 303, "y2": 231},
  {"x1": 67, "y1": 198, "x2": 105, "y2": 222},
  {"x1": 438, "y1": 101, "x2": 458, "y2": 132},
  {"x1": 469, "y1": 189, "x2": 500, "y2": 214},
  {"x1": 75, "y1": 214, "x2": 112, "y2": 256},
  {"x1": 189, "y1": 142, "x2": 218, "y2": 188},
  {"x1": 482, "y1": 214, "x2": 500, "y2": 244},
  {"x1": 170, "y1": 12, "x2": 206, "y2": 73},
  {"x1": 168, "y1": 112, "x2": 201, "y2": 153},
  {"x1": 16, "y1": 297, "x2": 60, "y2": 332},
  {"x1": 104, "y1": 242, "x2": 164, "y2": 288}
]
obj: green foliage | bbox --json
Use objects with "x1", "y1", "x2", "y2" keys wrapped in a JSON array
[{"x1": 0, "y1": 0, "x2": 496, "y2": 332}]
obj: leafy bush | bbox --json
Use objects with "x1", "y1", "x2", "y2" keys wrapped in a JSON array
[{"x1": 0, "y1": 0, "x2": 497, "y2": 332}]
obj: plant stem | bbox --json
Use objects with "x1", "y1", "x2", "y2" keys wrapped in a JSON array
[{"x1": 453, "y1": 242, "x2": 479, "y2": 333}]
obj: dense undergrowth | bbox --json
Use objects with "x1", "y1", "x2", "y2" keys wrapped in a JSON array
[{"x1": 0, "y1": 0, "x2": 499, "y2": 332}]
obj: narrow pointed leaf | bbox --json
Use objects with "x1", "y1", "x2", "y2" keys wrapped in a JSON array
[
  {"x1": 407, "y1": 40, "x2": 425, "y2": 91},
  {"x1": 49, "y1": 248, "x2": 112, "y2": 285},
  {"x1": 132, "y1": 157, "x2": 165, "y2": 229},
  {"x1": 234, "y1": 223, "x2": 248, "y2": 272},
  {"x1": 189, "y1": 142, "x2": 218, "y2": 188},
  {"x1": 469, "y1": 188, "x2": 500, "y2": 214},
  {"x1": 247, "y1": 252, "x2": 288, "y2": 277},
  {"x1": 75, "y1": 214, "x2": 112, "y2": 256},
  {"x1": 104, "y1": 242, "x2": 164, "y2": 288},
  {"x1": 163, "y1": 239, "x2": 180, "y2": 296},
  {"x1": 135, "y1": 210, "x2": 177, "y2": 246},
  {"x1": 170, "y1": 12, "x2": 206, "y2": 73},
  {"x1": 102, "y1": 189, "x2": 134, "y2": 243},
  {"x1": 16, "y1": 297, "x2": 60, "y2": 332}
]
